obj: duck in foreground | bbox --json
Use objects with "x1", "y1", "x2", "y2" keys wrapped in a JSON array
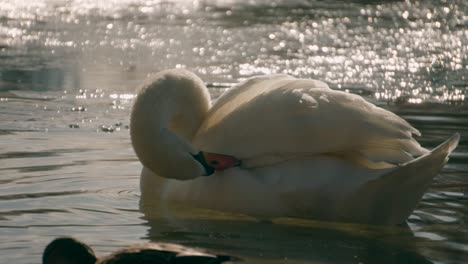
[
  {"x1": 42, "y1": 237, "x2": 233, "y2": 264},
  {"x1": 131, "y1": 69, "x2": 460, "y2": 225}
]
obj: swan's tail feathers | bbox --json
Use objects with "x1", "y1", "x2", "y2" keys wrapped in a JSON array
[
  {"x1": 416, "y1": 132, "x2": 460, "y2": 164},
  {"x1": 339, "y1": 133, "x2": 460, "y2": 225}
]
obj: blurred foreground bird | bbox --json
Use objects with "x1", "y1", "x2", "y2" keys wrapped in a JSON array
[{"x1": 43, "y1": 237, "x2": 234, "y2": 264}]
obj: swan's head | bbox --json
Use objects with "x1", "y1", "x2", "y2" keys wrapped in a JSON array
[{"x1": 130, "y1": 69, "x2": 214, "y2": 180}]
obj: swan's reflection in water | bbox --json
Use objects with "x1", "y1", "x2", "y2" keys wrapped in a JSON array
[{"x1": 141, "y1": 205, "x2": 434, "y2": 264}]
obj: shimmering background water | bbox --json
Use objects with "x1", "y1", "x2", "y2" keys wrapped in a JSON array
[{"x1": 0, "y1": 0, "x2": 467, "y2": 263}]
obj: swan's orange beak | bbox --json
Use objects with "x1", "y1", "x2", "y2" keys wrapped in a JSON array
[{"x1": 202, "y1": 152, "x2": 241, "y2": 171}]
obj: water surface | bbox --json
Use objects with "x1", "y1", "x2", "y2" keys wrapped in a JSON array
[{"x1": 0, "y1": 0, "x2": 467, "y2": 263}]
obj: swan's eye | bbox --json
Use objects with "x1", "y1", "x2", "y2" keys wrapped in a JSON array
[{"x1": 210, "y1": 160, "x2": 220, "y2": 166}]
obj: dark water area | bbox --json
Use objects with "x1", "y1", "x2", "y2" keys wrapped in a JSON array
[{"x1": 0, "y1": 0, "x2": 467, "y2": 263}]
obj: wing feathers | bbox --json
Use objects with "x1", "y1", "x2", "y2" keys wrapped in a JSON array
[{"x1": 193, "y1": 75, "x2": 425, "y2": 169}]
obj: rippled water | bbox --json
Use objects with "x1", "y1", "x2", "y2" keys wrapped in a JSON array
[{"x1": 0, "y1": 0, "x2": 467, "y2": 263}]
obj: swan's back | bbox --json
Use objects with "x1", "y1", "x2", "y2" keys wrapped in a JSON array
[{"x1": 193, "y1": 75, "x2": 426, "y2": 168}]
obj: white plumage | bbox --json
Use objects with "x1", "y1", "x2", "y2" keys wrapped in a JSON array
[{"x1": 131, "y1": 69, "x2": 459, "y2": 225}]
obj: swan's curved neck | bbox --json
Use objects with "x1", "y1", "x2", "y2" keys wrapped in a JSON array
[{"x1": 130, "y1": 70, "x2": 211, "y2": 180}]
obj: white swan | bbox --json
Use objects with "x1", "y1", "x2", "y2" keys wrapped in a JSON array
[{"x1": 131, "y1": 69, "x2": 459, "y2": 225}]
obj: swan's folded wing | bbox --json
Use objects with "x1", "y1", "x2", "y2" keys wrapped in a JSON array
[{"x1": 193, "y1": 75, "x2": 427, "y2": 168}]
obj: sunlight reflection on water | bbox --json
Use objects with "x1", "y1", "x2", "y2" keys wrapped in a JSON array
[
  {"x1": 0, "y1": 0, "x2": 466, "y2": 102},
  {"x1": 0, "y1": 0, "x2": 467, "y2": 263}
]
